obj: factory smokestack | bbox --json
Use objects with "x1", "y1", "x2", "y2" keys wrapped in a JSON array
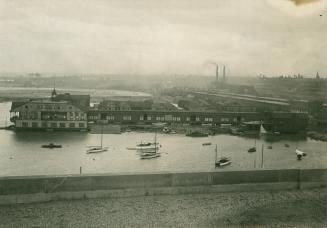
[
  {"x1": 215, "y1": 65, "x2": 219, "y2": 81},
  {"x1": 316, "y1": 71, "x2": 320, "y2": 79},
  {"x1": 223, "y1": 65, "x2": 226, "y2": 81}
]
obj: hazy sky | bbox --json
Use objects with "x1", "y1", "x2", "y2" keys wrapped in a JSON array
[{"x1": 0, "y1": 0, "x2": 326, "y2": 77}]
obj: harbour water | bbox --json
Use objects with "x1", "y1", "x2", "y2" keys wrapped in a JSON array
[{"x1": 0, "y1": 102, "x2": 326, "y2": 177}]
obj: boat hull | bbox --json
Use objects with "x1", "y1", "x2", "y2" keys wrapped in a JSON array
[
  {"x1": 215, "y1": 161, "x2": 231, "y2": 167},
  {"x1": 137, "y1": 147, "x2": 159, "y2": 152},
  {"x1": 86, "y1": 147, "x2": 108, "y2": 154},
  {"x1": 247, "y1": 147, "x2": 256, "y2": 152},
  {"x1": 128, "y1": 145, "x2": 160, "y2": 150},
  {"x1": 202, "y1": 142, "x2": 212, "y2": 146},
  {"x1": 41, "y1": 144, "x2": 62, "y2": 149},
  {"x1": 141, "y1": 153, "x2": 161, "y2": 159}
]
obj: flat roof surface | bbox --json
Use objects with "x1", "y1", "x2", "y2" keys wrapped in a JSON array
[{"x1": 196, "y1": 92, "x2": 290, "y2": 106}]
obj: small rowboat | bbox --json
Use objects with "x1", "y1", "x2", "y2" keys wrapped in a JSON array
[
  {"x1": 248, "y1": 147, "x2": 256, "y2": 152},
  {"x1": 140, "y1": 153, "x2": 161, "y2": 159},
  {"x1": 202, "y1": 142, "x2": 212, "y2": 146},
  {"x1": 41, "y1": 143, "x2": 62, "y2": 149},
  {"x1": 215, "y1": 157, "x2": 231, "y2": 167}
]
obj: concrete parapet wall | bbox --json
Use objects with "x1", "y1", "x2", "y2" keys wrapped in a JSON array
[{"x1": 0, "y1": 169, "x2": 326, "y2": 205}]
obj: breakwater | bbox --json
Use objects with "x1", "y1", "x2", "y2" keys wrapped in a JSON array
[{"x1": 0, "y1": 169, "x2": 326, "y2": 205}]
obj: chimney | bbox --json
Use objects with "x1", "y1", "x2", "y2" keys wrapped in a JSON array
[
  {"x1": 216, "y1": 65, "x2": 219, "y2": 81},
  {"x1": 223, "y1": 65, "x2": 226, "y2": 81},
  {"x1": 316, "y1": 72, "x2": 320, "y2": 79}
]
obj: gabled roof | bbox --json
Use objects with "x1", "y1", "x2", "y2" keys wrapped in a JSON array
[
  {"x1": 10, "y1": 101, "x2": 28, "y2": 111},
  {"x1": 10, "y1": 93, "x2": 90, "y2": 112},
  {"x1": 53, "y1": 93, "x2": 90, "y2": 111}
]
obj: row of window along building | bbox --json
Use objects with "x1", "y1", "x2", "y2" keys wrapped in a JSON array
[{"x1": 10, "y1": 89, "x2": 309, "y2": 133}]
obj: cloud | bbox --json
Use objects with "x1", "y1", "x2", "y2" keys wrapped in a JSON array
[{"x1": 0, "y1": 0, "x2": 326, "y2": 77}]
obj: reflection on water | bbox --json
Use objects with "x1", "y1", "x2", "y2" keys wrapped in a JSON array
[
  {"x1": 0, "y1": 102, "x2": 326, "y2": 177},
  {"x1": 13, "y1": 131, "x2": 89, "y2": 144}
]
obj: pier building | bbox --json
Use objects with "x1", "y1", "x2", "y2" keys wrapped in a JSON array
[
  {"x1": 10, "y1": 89, "x2": 90, "y2": 131},
  {"x1": 8, "y1": 89, "x2": 308, "y2": 133},
  {"x1": 87, "y1": 109, "x2": 308, "y2": 133}
]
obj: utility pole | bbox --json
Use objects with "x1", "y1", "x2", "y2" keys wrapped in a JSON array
[{"x1": 261, "y1": 144, "x2": 264, "y2": 168}]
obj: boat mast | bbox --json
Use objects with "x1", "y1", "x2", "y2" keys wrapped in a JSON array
[
  {"x1": 261, "y1": 144, "x2": 264, "y2": 168},
  {"x1": 100, "y1": 124, "x2": 103, "y2": 148},
  {"x1": 215, "y1": 145, "x2": 218, "y2": 163},
  {"x1": 154, "y1": 131, "x2": 157, "y2": 153}
]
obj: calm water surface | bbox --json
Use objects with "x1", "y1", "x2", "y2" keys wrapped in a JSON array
[{"x1": 0, "y1": 102, "x2": 326, "y2": 177}]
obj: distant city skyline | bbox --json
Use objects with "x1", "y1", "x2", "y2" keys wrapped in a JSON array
[{"x1": 0, "y1": 0, "x2": 326, "y2": 77}]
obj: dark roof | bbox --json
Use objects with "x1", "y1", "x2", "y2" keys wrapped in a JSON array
[
  {"x1": 195, "y1": 92, "x2": 290, "y2": 106},
  {"x1": 53, "y1": 93, "x2": 90, "y2": 111},
  {"x1": 70, "y1": 95, "x2": 90, "y2": 111},
  {"x1": 11, "y1": 93, "x2": 90, "y2": 112},
  {"x1": 271, "y1": 112, "x2": 308, "y2": 119},
  {"x1": 10, "y1": 101, "x2": 28, "y2": 111}
]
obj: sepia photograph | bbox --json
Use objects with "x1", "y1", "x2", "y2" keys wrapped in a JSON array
[{"x1": 0, "y1": 0, "x2": 326, "y2": 227}]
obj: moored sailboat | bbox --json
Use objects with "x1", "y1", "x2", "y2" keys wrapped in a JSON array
[
  {"x1": 87, "y1": 125, "x2": 108, "y2": 154},
  {"x1": 140, "y1": 132, "x2": 161, "y2": 159},
  {"x1": 127, "y1": 139, "x2": 160, "y2": 150},
  {"x1": 215, "y1": 145, "x2": 231, "y2": 167}
]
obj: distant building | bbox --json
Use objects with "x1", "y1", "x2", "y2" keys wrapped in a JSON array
[
  {"x1": 10, "y1": 89, "x2": 90, "y2": 131},
  {"x1": 96, "y1": 99, "x2": 153, "y2": 111},
  {"x1": 194, "y1": 92, "x2": 291, "y2": 112}
]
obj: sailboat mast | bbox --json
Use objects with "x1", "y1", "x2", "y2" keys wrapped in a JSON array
[
  {"x1": 215, "y1": 145, "x2": 218, "y2": 162},
  {"x1": 154, "y1": 131, "x2": 157, "y2": 153},
  {"x1": 155, "y1": 131, "x2": 157, "y2": 145},
  {"x1": 261, "y1": 144, "x2": 264, "y2": 168},
  {"x1": 100, "y1": 125, "x2": 103, "y2": 147}
]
